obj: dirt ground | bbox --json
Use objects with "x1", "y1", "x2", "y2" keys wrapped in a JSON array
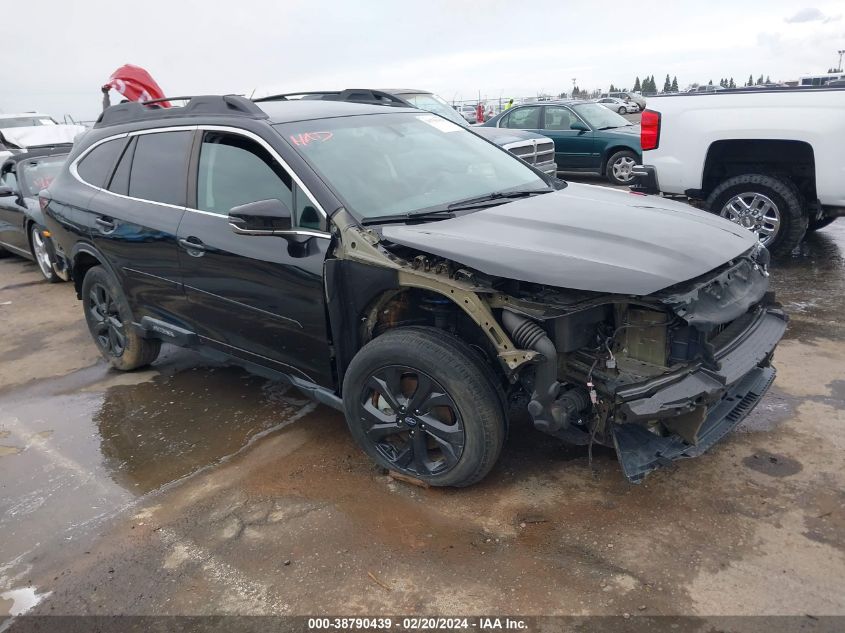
[{"x1": 1, "y1": 218, "x2": 844, "y2": 627}]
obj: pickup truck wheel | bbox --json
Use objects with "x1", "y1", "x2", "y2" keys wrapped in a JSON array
[
  {"x1": 342, "y1": 327, "x2": 506, "y2": 487},
  {"x1": 707, "y1": 174, "x2": 807, "y2": 256},
  {"x1": 81, "y1": 266, "x2": 161, "y2": 371},
  {"x1": 606, "y1": 150, "x2": 639, "y2": 186},
  {"x1": 807, "y1": 216, "x2": 837, "y2": 232}
]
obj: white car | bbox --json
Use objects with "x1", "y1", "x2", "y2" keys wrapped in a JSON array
[
  {"x1": 634, "y1": 87, "x2": 845, "y2": 255},
  {"x1": 595, "y1": 97, "x2": 638, "y2": 114},
  {"x1": 0, "y1": 113, "x2": 86, "y2": 164}
]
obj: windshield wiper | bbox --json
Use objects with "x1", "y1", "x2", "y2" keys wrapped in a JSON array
[
  {"x1": 361, "y1": 209, "x2": 456, "y2": 226},
  {"x1": 447, "y1": 187, "x2": 552, "y2": 211},
  {"x1": 360, "y1": 187, "x2": 552, "y2": 225}
]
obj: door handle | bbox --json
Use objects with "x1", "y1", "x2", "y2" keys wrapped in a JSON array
[
  {"x1": 95, "y1": 216, "x2": 116, "y2": 232},
  {"x1": 178, "y1": 237, "x2": 206, "y2": 255}
]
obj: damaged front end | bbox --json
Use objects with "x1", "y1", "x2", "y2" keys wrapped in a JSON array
[
  {"x1": 333, "y1": 209, "x2": 785, "y2": 483},
  {"x1": 497, "y1": 243, "x2": 786, "y2": 482}
]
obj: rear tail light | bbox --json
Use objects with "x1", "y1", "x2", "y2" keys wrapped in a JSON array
[{"x1": 641, "y1": 109, "x2": 661, "y2": 151}]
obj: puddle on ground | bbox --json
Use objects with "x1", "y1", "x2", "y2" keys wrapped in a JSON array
[
  {"x1": 0, "y1": 586, "x2": 50, "y2": 616},
  {"x1": 96, "y1": 365, "x2": 311, "y2": 492},
  {"x1": 0, "y1": 355, "x2": 315, "y2": 570},
  {"x1": 770, "y1": 221, "x2": 845, "y2": 342}
]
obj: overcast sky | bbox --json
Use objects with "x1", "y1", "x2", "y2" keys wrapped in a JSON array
[{"x1": 1, "y1": 0, "x2": 842, "y2": 120}]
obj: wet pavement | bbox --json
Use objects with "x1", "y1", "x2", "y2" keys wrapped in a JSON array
[{"x1": 1, "y1": 219, "x2": 844, "y2": 621}]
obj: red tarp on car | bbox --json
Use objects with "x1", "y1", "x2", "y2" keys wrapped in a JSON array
[{"x1": 104, "y1": 65, "x2": 170, "y2": 107}]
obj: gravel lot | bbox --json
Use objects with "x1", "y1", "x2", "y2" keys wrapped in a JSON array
[{"x1": 1, "y1": 198, "x2": 844, "y2": 623}]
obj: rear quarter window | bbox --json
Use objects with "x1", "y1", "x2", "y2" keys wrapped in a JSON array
[{"x1": 76, "y1": 138, "x2": 127, "y2": 188}]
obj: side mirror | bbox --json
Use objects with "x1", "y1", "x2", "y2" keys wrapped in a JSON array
[
  {"x1": 229, "y1": 199, "x2": 293, "y2": 236},
  {"x1": 0, "y1": 185, "x2": 15, "y2": 197},
  {"x1": 570, "y1": 121, "x2": 590, "y2": 132}
]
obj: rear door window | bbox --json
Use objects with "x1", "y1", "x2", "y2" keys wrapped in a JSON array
[
  {"x1": 543, "y1": 106, "x2": 574, "y2": 130},
  {"x1": 128, "y1": 131, "x2": 192, "y2": 206},
  {"x1": 77, "y1": 138, "x2": 127, "y2": 188},
  {"x1": 502, "y1": 107, "x2": 540, "y2": 130}
]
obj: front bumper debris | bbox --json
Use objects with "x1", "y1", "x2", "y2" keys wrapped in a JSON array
[
  {"x1": 612, "y1": 366, "x2": 775, "y2": 482},
  {"x1": 610, "y1": 308, "x2": 786, "y2": 482}
]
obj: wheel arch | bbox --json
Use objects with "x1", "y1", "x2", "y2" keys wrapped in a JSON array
[
  {"x1": 70, "y1": 243, "x2": 113, "y2": 298},
  {"x1": 601, "y1": 144, "x2": 641, "y2": 174},
  {"x1": 325, "y1": 259, "x2": 519, "y2": 396},
  {"x1": 702, "y1": 139, "x2": 816, "y2": 201}
]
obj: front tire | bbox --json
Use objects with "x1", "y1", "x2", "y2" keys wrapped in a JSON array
[
  {"x1": 29, "y1": 225, "x2": 62, "y2": 283},
  {"x1": 706, "y1": 173, "x2": 807, "y2": 256},
  {"x1": 617, "y1": 106, "x2": 626, "y2": 114},
  {"x1": 81, "y1": 265, "x2": 161, "y2": 371},
  {"x1": 606, "y1": 150, "x2": 639, "y2": 186},
  {"x1": 342, "y1": 327, "x2": 506, "y2": 487}
]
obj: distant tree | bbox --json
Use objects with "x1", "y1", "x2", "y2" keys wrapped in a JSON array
[
  {"x1": 765, "y1": 75, "x2": 771, "y2": 84},
  {"x1": 756, "y1": 74, "x2": 764, "y2": 85},
  {"x1": 663, "y1": 74, "x2": 671, "y2": 92},
  {"x1": 671, "y1": 76, "x2": 679, "y2": 92},
  {"x1": 572, "y1": 86, "x2": 580, "y2": 97},
  {"x1": 708, "y1": 79, "x2": 713, "y2": 86},
  {"x1": 747, "y1": 74, "x2": 754, "y2": 87},
  {"x1": 650, "y1": 75, "x2": 656, "y2": 92},
  {"x1": 633, "y1": 76, "x2": 641, "y2": 92},
  {"x1": 729, "y1": 77, "x2": 736, "y2": 88}
]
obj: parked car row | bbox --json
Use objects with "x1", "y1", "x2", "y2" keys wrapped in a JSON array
[
  {"x1": 594, "y1": 97, "x2": 639, "y2": 114},
  {"x1": 480, "y1": 99, "x2": 642, "y2": 185}
]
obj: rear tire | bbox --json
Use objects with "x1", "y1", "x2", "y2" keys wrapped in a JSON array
[
  {"x1": 342, "y1": 326, "x2": 506, "y2": 487},
  {"x1": 81, "y1": 265, "x2": 160, "y2": 371},
  {"x1": 706, "y1": 173, "x2": 807, "y2": 257}
]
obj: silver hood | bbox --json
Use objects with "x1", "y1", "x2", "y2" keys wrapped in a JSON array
[{"x1": 381, "y1": 183, "x2": 759, "y2": 295}]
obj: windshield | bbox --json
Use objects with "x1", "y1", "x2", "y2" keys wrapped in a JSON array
[
  {"x1": 401, "y1": 93, "x2": 468, "y2": 127},
  {"x1": 277, "y1": 112, "x2": 547, "y2": 221},
  {"x1": 19, "y1": 156, "x2": 66, "y2": 195},
  {"x1": 0, "y1": 117, "x2": 58, "y2": 129},
  {"x1": 571, "y1": 103, "x2": 631, "y2": 129}
]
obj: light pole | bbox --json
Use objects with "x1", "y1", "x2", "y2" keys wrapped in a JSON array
[{"x1": 838, "y1": 50, "x2": 845, "y2": 72}]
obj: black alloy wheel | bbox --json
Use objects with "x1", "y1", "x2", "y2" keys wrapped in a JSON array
[
  {"x1": 360, "y1": 365, "x2": 465, "y2": 477},
  {"x1": 86, "y1": 282, "x2": 127, "y2": 357}
]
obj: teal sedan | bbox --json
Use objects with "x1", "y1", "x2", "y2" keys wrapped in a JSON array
[{"x1": 480, "y1": 100, "x2": 641, "y2": 185}]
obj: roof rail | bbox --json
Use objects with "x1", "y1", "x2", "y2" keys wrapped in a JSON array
[
  {"x1": 95, "y1": 95, "x2": 268, "y2": 128},
  {"x1": 254, "y1": 89, "x2": 410, "y2": 108}
]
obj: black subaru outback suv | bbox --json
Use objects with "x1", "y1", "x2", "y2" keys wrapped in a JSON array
[{"x1": 43, "y1": 95, "x2": 786, "y2": 486}]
